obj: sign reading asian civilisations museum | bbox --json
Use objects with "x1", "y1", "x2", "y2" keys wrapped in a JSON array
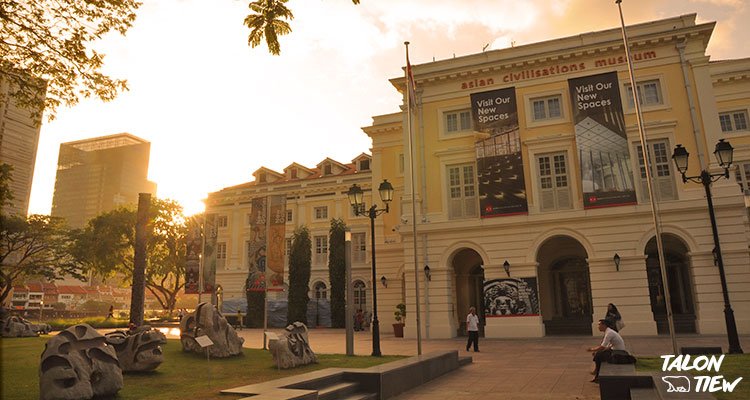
[
  {"x1": 568, "y1": 72, "x2": 637, "y2": 208},
  {"x1": 470, "y1": 87, "x2": 528, "y2": 217}
]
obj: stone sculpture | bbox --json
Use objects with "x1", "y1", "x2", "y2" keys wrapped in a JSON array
[
  {"x1": 180, "y1": 302, "x2": 244, "y2": 357},
  {"x1": 105, "y1": 325, "x2": 167, "y2": 372},
  {"x1": 1, "y1": 315, "x2": 51, "y2": 337},
  {"x1": 39, "y1": 324, "x2": 122, "y2": 400},
  {"x1": 268, "y1": 321, "x2": 317, "y2": 369}
]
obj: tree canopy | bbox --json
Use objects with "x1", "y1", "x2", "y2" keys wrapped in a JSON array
[
  {"x1": 245, "y1": 0, "x2": 360, "y2": 55},
  {"x1": 1, "y1": 0, "x2": 141, "y2": 122},
  {"x1": 328, "y1": 218, "x2": 346, "y2": 328},
  {"x1": 287, "y1": 225, "x2": 311, "y2": 325},
  {"x1": 70, "y1": 197, "x2": 187, "y2": 315}
]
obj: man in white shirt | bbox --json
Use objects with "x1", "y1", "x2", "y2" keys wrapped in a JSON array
[
  {"x1": 465, "y1": 306, "x2": 480, "y2": 352},
  {"x1": 587, "y1": 319, "x2": 626, "y2": 382}
]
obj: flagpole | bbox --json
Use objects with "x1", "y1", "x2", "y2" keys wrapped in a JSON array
[
  {"x1": 616, "y1": 0, "x2": 677, "y2": 355},
  {"x1": 263, "y1": 197, "x2": 269, "y2": 350},
  {"x1": 405, "y1": 41, "x2": 423, "y2": 355}
]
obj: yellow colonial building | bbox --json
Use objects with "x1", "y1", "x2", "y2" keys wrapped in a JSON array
[
  {"x1": 366, "y1": 13, "x2": 750, "y2": 339},
  {"x1": 208, "y1": 14, "x2": 750, "y2": 340}
]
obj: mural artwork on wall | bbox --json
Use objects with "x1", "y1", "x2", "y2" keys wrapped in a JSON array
[
  {"x1": 267, "y1": 195, "x2": 287, "y2": 291},
  {"x1": 202, "y1": 213, "x2": 217, "y2": 293},
  {"x1": 483, "y1": 277, "x2": 540, "y2": 317},
  {"x1": 568, "y1": 71, "x2": 637, "y2": 208},
  {"x1": 246, "y1": 197, "x2": 267, "y2": 291},
  {"x1": 184, "y1": 217, "x2": 202, "y2": 294},
  {"x1": 471, "y1": 87, "x2": 529, "y2": 217}
]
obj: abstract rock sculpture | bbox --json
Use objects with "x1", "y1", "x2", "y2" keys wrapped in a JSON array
[
  {"x1": 105, "y1": 325, "x2": 167, "y2": 372},
  {"x1": 1, "y1": 315, "x2": 51, "y2": 337},
  {"x1": 39, "y1": 324, "x2": 122, "y2": 400},
  {"x1": 268, "y1": 321, "x2": 317, "y2": 369},
  {"x1": 180, "y1": 302, "x2": 244, "y2": 357}
]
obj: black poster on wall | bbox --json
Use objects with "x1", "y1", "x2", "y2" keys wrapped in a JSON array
[
  {"x1": 568, "y1": 72, "x2": 637, "y2": 208},
  {"x1": 470, "y1": 87, "x2": 528, "y2": 217},
  {"x1": 483, "y1": 277, "x2": 539, "y2": 317}
]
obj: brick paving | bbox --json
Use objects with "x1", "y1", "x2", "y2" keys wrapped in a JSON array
[{"x1": 153, "y1": 327, "x2": 748, "y2": 400}]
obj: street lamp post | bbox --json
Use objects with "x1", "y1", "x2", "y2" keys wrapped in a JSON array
[
  {"x1": 672, "y1": 139, "x2": 743, "y2": 354},
  {"x1": 347, "y1": 180, "x2": 394, "y2": 357}
]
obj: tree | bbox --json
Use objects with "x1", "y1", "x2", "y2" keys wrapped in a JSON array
[
  {"x1": 328, "y1": 218, "x2": 346, "y2": 328},
  {"x1": 0, "y1": 163, "x2": 13, "y2": 214},
  {"x1": 287, "y1": 225, "x2": 311, "y2": 325},
  {"x1": 0, "y1": 214, "x2": 84, "y2": 303},
  {"x1": 1, "y1": 0, "x2": 141, "y2": 122},
  {"x1": 244, "y1": 0, "x2": 360, "y2": 55},
  {"x1": 70, "y1": 198, "x2": 187, "y2": 316}
]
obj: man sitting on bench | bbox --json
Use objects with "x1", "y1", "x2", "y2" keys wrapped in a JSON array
[{"x1": 587, "y1": 319, "x2": 626, "y2": 382}]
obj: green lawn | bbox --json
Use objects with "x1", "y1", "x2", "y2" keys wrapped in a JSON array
[
  {"x1": 1, "y1": 336, "x2": 404, "y2": 399},
  {"x1": 637, "y1": 355, "x2": 749, "y2": 400}
]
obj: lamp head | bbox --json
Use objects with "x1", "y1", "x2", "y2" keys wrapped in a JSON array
[
  {"x1": 672, "y1": 144, "x2": 689, "y2": 175},
  {"x1": 378, "y1": 179, "x2": 394, "y2": 203},
  {"x1": 503, "y1": 260, "x2": 510, "y2": 277},
  {"x1": 614, "y1": 253, "x2": 621, "y2": 271},
  {"x1": 347, "y1": 184, "x2": 364, "y2": 211},
  {"x1": 424, "y1": 265, "x2": 431, "y2": 281},
  {"x1": 714, "y1": 139, "x2": 734, "y2": 169}
]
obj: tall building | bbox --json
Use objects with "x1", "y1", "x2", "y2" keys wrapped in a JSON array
[
  {"x1": 51, "y1": 133, "x2": 157, "y2": 228},
  {"x1": 0, "y1": 72, "x2": 45, "y2": 216}
]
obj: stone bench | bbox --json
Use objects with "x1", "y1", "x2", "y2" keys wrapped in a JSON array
[{"x1": 599, "y1": 362, "x2": 654, "y2": 400}]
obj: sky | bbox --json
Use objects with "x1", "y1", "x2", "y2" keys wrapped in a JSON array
[{"x1": 27, "y1": 0, "x2": 750, "y2": 217}]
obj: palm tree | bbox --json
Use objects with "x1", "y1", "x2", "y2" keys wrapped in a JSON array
[
  {"x1": 244, "y1": 0, "x2": 361, "y2": 55},
  {"x1": 244, "y1": 0, "x2": 294, "y2": 56}
]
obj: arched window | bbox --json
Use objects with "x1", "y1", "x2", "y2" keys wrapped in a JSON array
[
  {"x1": 353, "y1": 280, "x2": 366, "y2": 310},
  {"x1": 314, "y1": 282, "x2": 327, "y2": 299}
]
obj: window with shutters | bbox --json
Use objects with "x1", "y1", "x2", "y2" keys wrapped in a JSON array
[
  {"x1": 314, "y1": 235, "x2": 328, "y2": 265},
  {"x1": 314, "y1": 206, "x2": 328, "y2": 220},
  {"x1": 217, "y1": 242, "x2": 227, "y2": 269},
  {"x1": 447, "y1": 163, "x2": 478, "y2": 219},
  {"x1": 537, "y1": 152, "x2": 572, "y2": 211},
  {"x1": 445, "y1": 109, "x2": 472, "y2": 133},
  {"x1": 634, "y1": 140, "x2": 677, "y2": 202},
  {"x1": 217, "y1": 215, "x2": 228, "y2": 228},
  {"x1": 352, "y1": 233, "x2": 366, "y2": 263},
  {"x1": 735, "y1": 162, "x2": 750, "y2": 194},
  {"x1": 531, "y1": 95, "x2": 563, "y2": 121},
  {"x1": 625, "y1": 79, "x2": 663, "y2": 108},
  {"x1": 719, "y1": 110, "x2": 749, "y2": 133},
  {"x1": 286, "y1": 209, "x2": 293, "y2": 222}
]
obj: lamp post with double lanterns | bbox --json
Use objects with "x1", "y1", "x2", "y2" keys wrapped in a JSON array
[
  {"x1": 671, "y1": 139, "x2": 743, "y2": 354},
  {"x1": 347, "y1": 179, "x2": 394, "y2": 357}
]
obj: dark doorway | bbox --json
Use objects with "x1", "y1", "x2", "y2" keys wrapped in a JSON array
[
  {"x1": 452, "y1": 248, "x2": 485, "y2": 337},
  {"x1": 645, "y1": 235, "x2": 696, "y2": 334}
]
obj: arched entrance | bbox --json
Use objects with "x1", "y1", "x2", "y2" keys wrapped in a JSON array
[
  {"x1": 537, "y1": 236, "x2": 593, "y2": 335},
  {"x1": 452, "y1": 248, "x2": 484, "y2": 337},
  {"x1": 645, "y1": 235, "x2": 696, "y2": 333}
]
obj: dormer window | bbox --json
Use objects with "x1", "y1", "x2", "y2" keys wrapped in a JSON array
[
  {"x1": 259, "y1": 173, "x2": 266, "y2": 183},
  {"x1": 324, "y1": 164, "x2": 332, "y2": 175},
  {"x1": 359, "y1": 159, "x2": 370, "y2": 171},
  {"x1": 291, "y1": 169, "x2": 297, "y2": 179}
]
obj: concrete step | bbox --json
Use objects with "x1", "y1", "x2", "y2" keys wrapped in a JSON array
[
  {"x1": 317, "y1": 381, "x2": 360, "y2": 400},
  {"x1": 630, "y1": 387, "x2": 660, "y2": 400},
  {"x1": 338, "y1": 392, "x2": 378, "y2": 400},
  {"x1": 458, "y1": 356, "x2": 473, "y2": 366}
]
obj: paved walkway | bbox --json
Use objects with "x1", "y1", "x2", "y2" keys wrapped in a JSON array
[{"x1": 154, "y1": 326, "x2": 747, "y2": 400}]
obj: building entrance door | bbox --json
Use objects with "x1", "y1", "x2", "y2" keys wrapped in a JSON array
[
  {"x1": 452, "y1": 248, "x2": 485, "y2": 337},
  {"x1": 545, "y1": 257, "x2": 593, "y2": 335}
]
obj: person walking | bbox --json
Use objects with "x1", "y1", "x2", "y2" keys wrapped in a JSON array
[
  {"x1": 465, "y1": 306, "x2": 480, "y2": 352},
  {"x1": 106, "y1": 305, "x2": 114, "y2": 319}
]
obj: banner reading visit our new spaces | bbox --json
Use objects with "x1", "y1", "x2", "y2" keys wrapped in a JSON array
[
  {"x1": 470, "y1": 87, "x2": 528, "y2": 217},
  {"x1": 568, "y1": 72, "x2": 636, "y2": 208}
]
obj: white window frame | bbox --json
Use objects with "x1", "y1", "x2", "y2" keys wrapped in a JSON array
[
  {"x1": 633, "y1": 139, "x2": 678, "y2": 203},
  {"x1": 536, "y1": 152, "x2": 573, "y2": 212},
  {"x1": 531, "y1": 95, "x2": 562, "y2": 120},
  {"x1": 719, "y1": 109, "x2": 749, "y2": 133},
  {"x1": 524, "y1": 89, "x2": 570, "y2": 128},
  {"x1": 313, "y1": 281, "x2": 327, "y2": 299},
  {"x1": 284, "y1": 238, "x2": 292, "y2": 266},
  {"x1": 734, "y1": 162, "x2": 750, "y2": 194},
  {"x1": 314, "y1": 235, "x2": 328, "y2": 265},
  {"x1": 286, "y1": 209, "x2": 293, "y2": 223},
  {"x1": 446, "y1": 162, "x2": 478, "y2": 220},
  {"x1": 217, "y1": 242, "x2": 227, "y2": 269},
  {"x1": 313, "y1": 206, "x2": 328, "y2": 221},
  {"x1": 621, "y1": 75, "x2": 669, "y2": 113},
  {"x1": 352, "y1": 232, "x2": 366, "y2": 264},
  {"x1": 438, "y1": 104, "x2": 474, "y2": 140},
  {"x1": 353, "y1": 280, "x2": 367, "y2": 311},
  {"x1": 217, "y1": 215, "x2": 228, "y2": 228},
  {"x1": 397, "y1": 153, "x2": 405, "y2": 176}
]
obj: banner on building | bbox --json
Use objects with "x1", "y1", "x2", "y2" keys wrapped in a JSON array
[
  {"x1": 201, "y1": 213, "x2": 218, "y2": 293},
  {"x1": 266, "y1": 195, "x2": 287, "y2": 291},
  {"x1": 568, "y1": 72, "x2": 636, "y2": 208},
  {"x1": 471, "y1": 87, "x2": 528, "y2": 217},
  {"x1": 184, "y1": 217, "x2": 202, "y2": 294},
  {"x1": 246, "y1": 197, "x2": 267, "y2": 291},
  {"x1": 483, "y1": 277, "x2": 539, "y2": 317}
]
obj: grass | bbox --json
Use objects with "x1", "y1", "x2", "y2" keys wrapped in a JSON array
[
  {"x1": 1, "y1": 336, "x2": 404, "y2": 399},
  {"x1": 637, "y1": 355, "x2": 749, "y2": 400},
  {"x1": 45, "y1": 317, "x2": 130, "y2": 331}
]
